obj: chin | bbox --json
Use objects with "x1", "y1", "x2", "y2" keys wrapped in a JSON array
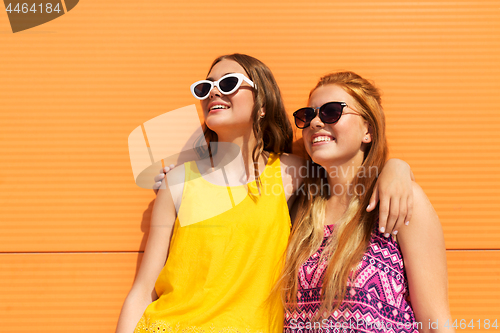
[
  {"x1": 308, "y1": 147, "x2": 350, "y2": 167},
  {"x1": 205, "y1": 117, "x2": 229, "y2": 130},
  {"x1": 308, "y1": 153, "x2": 337, "y2": 168}
]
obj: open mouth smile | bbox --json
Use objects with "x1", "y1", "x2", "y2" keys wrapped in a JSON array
[{"x1": 311, "y1": 135, "x2": 335, "y2": 145}]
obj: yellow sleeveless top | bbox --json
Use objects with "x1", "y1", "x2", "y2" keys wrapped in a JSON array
[{"x1": 135, "y1": 152, "x2": 291, "y2": 333}]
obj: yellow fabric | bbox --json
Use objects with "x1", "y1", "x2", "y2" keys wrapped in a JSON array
[
  {"x1": 135, "y1": 152, "x2": 291, "y2": 333},
  {"x1": 176, "y1": 163, "x2": 249, "y2": 227}
]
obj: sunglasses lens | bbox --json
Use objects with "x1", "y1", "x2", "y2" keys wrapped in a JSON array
[
  {"x1": 294, "y1": 108, "x2": 316, "y2": 128},
  {"x1": 194, "y1": 82, "x2": 212, "y2": 98},
  {"x1": 219, "y1": 76, "x2": 239, "y2": 94},
  {"x1": 321, "y1": 102, "x2": 343, "y2": 123}
]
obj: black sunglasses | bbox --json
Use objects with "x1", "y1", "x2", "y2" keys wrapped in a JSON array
[{"x1": 293, "y1": 102, "x2": 350, "y2": 129}]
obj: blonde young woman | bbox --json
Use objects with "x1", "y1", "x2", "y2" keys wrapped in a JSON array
[
  {"x1": 116, "y1": 55, "x2": 415, "y2": 333},
  {"x1": 281, "y1": 71, "x2": 453, "y2": 332}
]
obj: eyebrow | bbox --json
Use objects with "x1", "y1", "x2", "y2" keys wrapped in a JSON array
[{"x1": 206, "y1": 72, "x2": 235, "y2": 81}]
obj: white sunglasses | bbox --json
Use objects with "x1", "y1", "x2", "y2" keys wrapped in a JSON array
[{"x1": 190, "y1": 73, "x2": 256, "y2": 100}]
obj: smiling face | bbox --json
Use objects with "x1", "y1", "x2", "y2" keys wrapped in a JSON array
[
  {"x1": 201, "y1": 59, "x2": 256, "y2": 136},
  {"x1": 303, "y1": 84, "x2": 371, "y2": 168}
]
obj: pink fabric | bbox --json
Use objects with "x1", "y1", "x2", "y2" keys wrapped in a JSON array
[{"x1": 284, "y1": 225, "x2": 419, "y2": 332}]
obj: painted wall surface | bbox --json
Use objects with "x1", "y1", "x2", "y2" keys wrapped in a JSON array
[{"x1": 1, "y1": 0, "x2": 499, "y2": 331}]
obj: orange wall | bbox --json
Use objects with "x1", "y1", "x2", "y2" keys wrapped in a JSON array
[{"x1": 1, "y1": 0, "x2": 499, "y2": 331}]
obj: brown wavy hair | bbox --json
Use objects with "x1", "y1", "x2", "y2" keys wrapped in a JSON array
[
  {"x1": 203, "y1": 54, "x2": 293, "y2": 190},
  {"x1": 278, "y1": 71, "x2": 388, "y2": 317}
]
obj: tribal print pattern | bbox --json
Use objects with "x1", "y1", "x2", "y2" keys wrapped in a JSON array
[{"x1": 285, "y1": 225, "x2": 419, "y2": 333}]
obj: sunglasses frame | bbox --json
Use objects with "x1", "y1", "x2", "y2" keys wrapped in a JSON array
[
  {"x1": 190, "y1": 73, "x2": 256, "y2": 100},
  {"x1": 293, "y1": 101, "x2": 350, "y2": 129}
]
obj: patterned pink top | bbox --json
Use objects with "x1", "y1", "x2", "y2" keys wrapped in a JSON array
[{"x1": 284, "y1": 225, "x2": 419, "y2": 333}]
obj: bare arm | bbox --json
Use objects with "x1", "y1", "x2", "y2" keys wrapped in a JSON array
[
  {"x1": 116, "y1": 175, "x2": 178, "y2": 332},
  {"x1": 397, "y1": 183, "x2": 454, "y2": 333}
]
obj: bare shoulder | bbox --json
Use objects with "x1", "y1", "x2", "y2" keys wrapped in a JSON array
[
  {"x1": 279, "y1": 153, "x2": 306, "y2": 203},
  {"x1": 397, "y1": 182, "x2": 442, "y2": 240},
  {"x1": 164, "y1": 163, "x2": 186, "y2": 212},
  {"x1": 280, "y1": 153, "x2": 306, "y2": 181},
  {"x1": 280, "y1": 152, "x2": 306, "y2": 169},
  {"x1": 411, "y1": 182, "x2": 438, "y2": 222},
  {"x1": 165, "y1": 163, "x2": 186, "y2": 185}
]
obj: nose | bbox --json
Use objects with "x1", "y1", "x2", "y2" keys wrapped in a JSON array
[
  {"x1": 309, "y1": 110, "x2": 324, "y2": 129},
  {"x1": 209, "y1": 85, "x2": 222, "y2": 99}
]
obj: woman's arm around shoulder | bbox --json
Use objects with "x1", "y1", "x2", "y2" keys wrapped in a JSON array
[
  {"x1": 397, "y1": 182, "x2": 454, "y2": 333},
  {"x1": 368, "y1": 158, "x2": 415, "y2": 236},
  {"x1": 115, "y1": 169, "x2": 181, "y2": 333}
]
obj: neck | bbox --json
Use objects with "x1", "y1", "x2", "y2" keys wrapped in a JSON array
[
  {"x1": 212, "y1": 128, "x2": 260, "y2": 180},
  {"x1": 323, "y1": 152, "x2": 365, "y2": 209}
]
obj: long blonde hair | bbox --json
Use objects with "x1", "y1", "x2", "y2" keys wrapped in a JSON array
[{"x1": 279, "y1": 71, "x2": 388, "y2": 317}]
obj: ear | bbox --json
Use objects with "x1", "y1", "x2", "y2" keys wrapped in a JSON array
[
  {"x1": 259, "y1": 106, "x2": 266, "y2": 118},
  {"x1": 362, "y1": 121, "x2": 372, "y2": 143}
]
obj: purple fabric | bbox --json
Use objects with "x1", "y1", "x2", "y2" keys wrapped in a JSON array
[{"x1": 284, "y1": 225, "x2": 419, "y2": 333}]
